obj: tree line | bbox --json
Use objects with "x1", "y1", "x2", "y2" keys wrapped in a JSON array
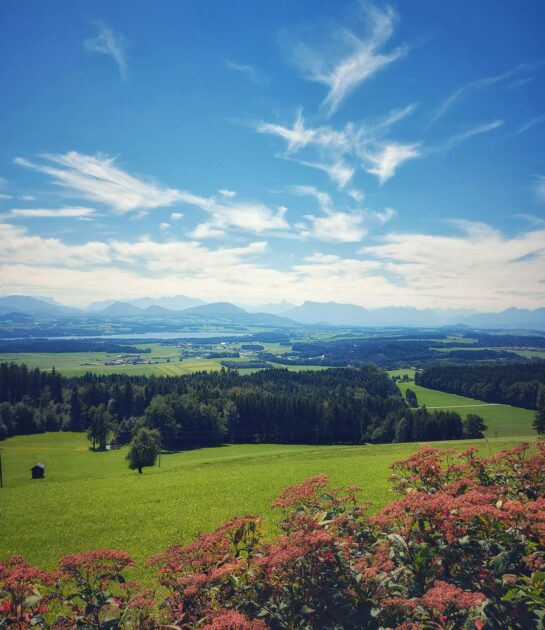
[
  {"x1": 271, "y1": 339, "x2": 520, "y2": 369},
  {"x1": 0, "y1": 362, "x2": 485, "y2": 446},
  {"x1": 416, "y1": 363, "x2": 545, "y2": 409}
]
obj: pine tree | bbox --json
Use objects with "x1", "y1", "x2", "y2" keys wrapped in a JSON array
[
  {"x1": 534, "y1": 386, "x2": 545, "y2": 435},
  {"x1": 69, "y1": 388, "x2": 82, "y2": 432}
]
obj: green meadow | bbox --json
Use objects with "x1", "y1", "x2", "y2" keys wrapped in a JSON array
[
  {"x1": 0, "y1": 432, "x2": 533, "y2": 578},
  {"x1": 0, "y1": 344, "x2": 327, "y2": 376},
  {"x1": 0, "y1": 364, "x2": 537, "y2": 579},
  {"x1": 391, "y1": 373, "x2": 536, "y2": 437}
]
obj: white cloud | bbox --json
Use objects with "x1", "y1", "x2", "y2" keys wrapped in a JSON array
[
  {"x1": 15, "y1": 152, "x2": 293, "y2": 237},
  {"x1": 291, "y1": 184, "x2": 378, "y2": 242},
  {"x1": 372, "y1": 207, "x2": 396, "y2": 225},
  {"x1": 8, "y1": 207, "x2": 95, "y2": 218},
  {"x1": 224, "y1": 60, "x2": 268, "y2": 85},
  {"x1": 1, "y1": 221, "x2": 544, "y2": 310},
  {"x1": 218, "y1": 189, "x2": 236, "y2": 198},
  {"x1": 159, "y1": 222, "x2": 170, "y2": 230},
  {"x1": 363, "y1": 142, "x2": 420, "y2": 183},
  {"x1": 0, "y1": 223, "x2": 110, "y2": 267},
  {"x1": 301, "y1": 211, "x2": 368, "y2": 242},
  {"x1": 431, "y1": 63, "x2": 536, "y2": 124},
  {"x1": 514, "y1": 114, "x2": 545, "y2": 136},
  {"x1": 84, "y1": 24, "x2": 129, "y2": 81},
  {"x1": 170, "y1": 212, "x2": 184, "y2": 220},
  {"x1": 362, "y1": 221, "x2": 545, "y2": 308},
  {"x1": 257, "y1": 107, "x2": 420, "y2": 185},
  {"x1": 288, "y1": 156, "x2": 355, "y2": 188},
  {"x1": 535, "y1": 176, "x2": 545, "y2": 202},
  {"x1": 348, "y1": 189, "x2": 365, "y2": 202},
  {"x1": 288, "y1": 3, "x2": 407, "y2": 116},
  {"x1": 191, "y1": 199, "x2": 289, "y2": 238},
  {"x1": 15, "y1": 152, "x2": 186, "y2": 213},
  {"x1": 437, "y1": 120, "x2": 504, "y2": 152},
  {"x1": 257, "y1": 109, "x2": 327, "y2": 152}
]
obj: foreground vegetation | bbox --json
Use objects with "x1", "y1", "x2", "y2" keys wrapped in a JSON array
[
  {"x1": 0, "y1": 433, "x2": 533, "y2": 574},
  {"x1": 2, "y1": 440, "x2": 544, "y2": 628}
]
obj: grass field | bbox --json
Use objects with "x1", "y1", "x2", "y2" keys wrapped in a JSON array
[
  {"x1": 390, "y1": 373, "x2": 536, "y2": 437},
  {"x1": 430, "y1": 347, "x2": 545, "y2": 359},
  {"x1": 0, "y1": 344, "x2": 328, "y2": 376},
  {"x1": 0, "y1": 344, "x2": 218, "y2": 376},
  {"x1": 0, "y1": 432, "x2": 533, "y2": 578}
]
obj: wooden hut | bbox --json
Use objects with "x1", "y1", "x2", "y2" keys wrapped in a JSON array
[{"x1": 31, "y1": 462, "x2": 45, "y2": 479}]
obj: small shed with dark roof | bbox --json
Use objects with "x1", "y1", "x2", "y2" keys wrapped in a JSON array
[{"x1": 31, "y1": 462, "x2": 45, "y2": 479}]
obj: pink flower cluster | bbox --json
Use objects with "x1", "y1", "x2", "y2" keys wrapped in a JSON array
[{"x1": 1, "y1": 439, "x2": 544, "y2": 628}]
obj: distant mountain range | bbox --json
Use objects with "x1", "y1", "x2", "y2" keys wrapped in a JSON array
[
  {"x1": 282, "y1": 301, "x2": 478, "y2": 328},
  {"x1": 1, "y1": 294, "x2": 545, "y2": 330},
  {"x1": 88, "y1": 295, "x2": 205, "y2": 311},
  {"x1": 0, "y1": 295, "x2": 80, "y2": 317}
]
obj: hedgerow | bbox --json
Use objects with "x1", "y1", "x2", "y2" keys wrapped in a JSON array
[{"x1": 2, "y1": 440, "x2": 544, "y2": 628}]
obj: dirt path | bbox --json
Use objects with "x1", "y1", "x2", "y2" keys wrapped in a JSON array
[{"x1": 426, "y1": 403, "x2": 502, "y2": 409}]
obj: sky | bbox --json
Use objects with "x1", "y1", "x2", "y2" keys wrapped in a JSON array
[{"x1": 0, "y1": 0, "x2": 544, "y2": 311}]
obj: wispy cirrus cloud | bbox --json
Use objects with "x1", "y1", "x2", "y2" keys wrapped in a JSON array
[
  {"x1": 292, "y1": 185, "x2": 367, "y2": 242},
  {"x1": 513, "y1": 114, "x2": 545, "y2": 136},
  {"x1": 431, "y1": 63, "x2": 536, "y2": 125},
  {"x1": 287, "y1": 3, "x2": 407, "y2": 116},
  {"x1": 224, "y1": 60, "x2": 269, "y2": 85},
  {"x1": 291, "y1": 184, "x2": 395, "y2": 242},
  {"x1": 84, "y1": 24, "x2": 129, "y2": 81},
  {"x1": 433, "y1": 120, "x2": 504, "y2": 153},
  {"x1": 534, "y1": 176, "x2": 545, "y2": 202},
  {"x1": 14, "y1": 152, "x2": 291, "y2": 237},
  {"x1": 8, "y1": 207, "x2": 95, "y2": 218},
  {"x1": 362, "y1": 142, "x2": 421, "y2": 184},
  {"x1": 257, "y1": 105, "x2": 420, "y2": 185},
  {"x1": 15, "y1": 153, "x2": 185, "y2": 213}
]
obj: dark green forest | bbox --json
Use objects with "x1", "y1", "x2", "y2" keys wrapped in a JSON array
[{"x1": 0, "y1": 363, "x2": 484, "y2": 447}]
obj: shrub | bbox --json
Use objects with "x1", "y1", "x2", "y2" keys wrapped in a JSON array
[{"x1": 1, "y1": 440, "x2": 544, "y2": 628}]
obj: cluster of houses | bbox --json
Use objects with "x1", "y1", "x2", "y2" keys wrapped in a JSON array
[{"x1": 104, "y1": 354, "x2": 155, "y2": 366}]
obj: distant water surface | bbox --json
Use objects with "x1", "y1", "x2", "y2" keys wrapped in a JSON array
[{"x1": 7, "y1": 332, "x2": 249, "y2": 340}]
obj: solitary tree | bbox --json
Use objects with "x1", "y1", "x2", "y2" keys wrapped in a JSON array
[
  {"x1": 405, "y1": 388, "x2": 418, "y2": 408},
  {"x1": 126, "y1": 427, "x2": 161, "y2": 474},
  {"x1": 463, "y1": 414, "x2": 487, "y2": 439}
]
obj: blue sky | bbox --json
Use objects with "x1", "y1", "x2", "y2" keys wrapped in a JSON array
[{"x1": 0, "y1": 0, "x2": 544, "y2": 310}]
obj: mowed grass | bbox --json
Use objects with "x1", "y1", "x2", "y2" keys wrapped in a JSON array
[
  {"x1": 391, "y1": 375, "x2": 536, "y2": 438},
  {"x1": 0, "y1": 432, "x2": 532, "y2": 578},
  {"x1": 0, "y1": 346, "x2": 224, "y2": 376},
  {"x1": 0, "y1": 344, "x2": 327, "y2": 376}
]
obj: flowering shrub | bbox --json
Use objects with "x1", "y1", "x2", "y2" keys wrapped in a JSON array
[{"x1": 1, "y1": 439, "x2": 544, "y2": 628}]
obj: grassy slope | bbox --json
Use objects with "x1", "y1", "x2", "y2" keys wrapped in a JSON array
[
  {"x1": 392, "y1": 376, "x2": 535, "y2": 437},
  {"x1": 0, "y1": 433, "x2": 530, "y2": 576}
]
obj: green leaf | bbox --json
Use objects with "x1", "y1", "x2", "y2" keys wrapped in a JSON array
[
  {"x1": 24, "y1": 595, "x2": 41, "y2": 607},
  {"x1": 300, "y1": 605, "x2": 316, "y2": 615}
]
